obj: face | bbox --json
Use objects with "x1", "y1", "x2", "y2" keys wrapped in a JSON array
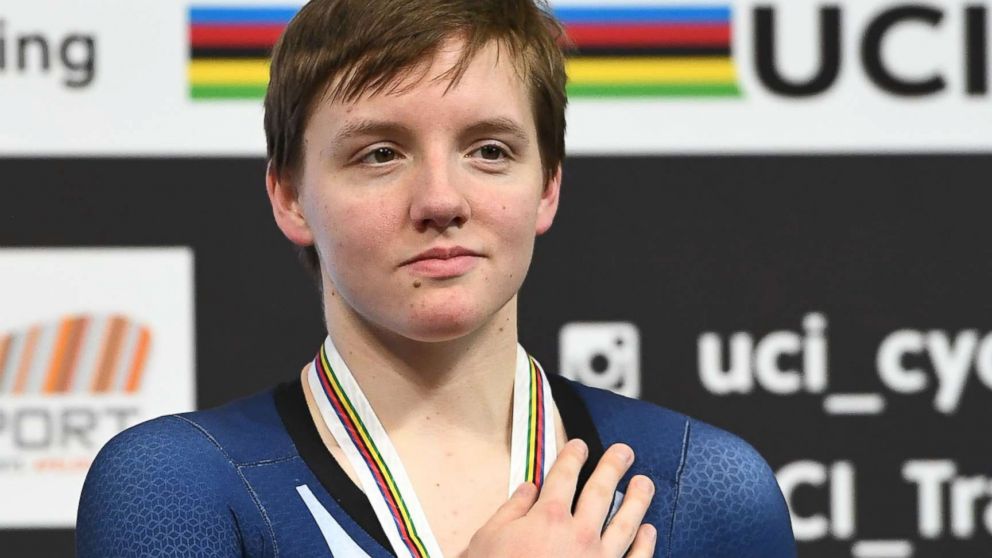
[{"x1": 269, "y1": 38, "x2": 561, "y2": 342}]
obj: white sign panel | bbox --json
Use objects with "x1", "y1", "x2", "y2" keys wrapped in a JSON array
[
  {"x1": 0, "y1": 247, "x2": 196, "y2": 528},
  {"x1": 0, "y1": 0, "x2": 990, "y2": 155}
]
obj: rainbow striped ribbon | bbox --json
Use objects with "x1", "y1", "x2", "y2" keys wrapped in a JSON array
[{"x1": 306, "y1": 337, "x2": 557, "y2": 558}]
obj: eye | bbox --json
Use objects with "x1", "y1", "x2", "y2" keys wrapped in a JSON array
[
  {"x1": 361, "y1": 147, "x2": 398, "y2": 164},
  {"x1": 473, "y1": 144, "x2": 508, "y2": 161}
]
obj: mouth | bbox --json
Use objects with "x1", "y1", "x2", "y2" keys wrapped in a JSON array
[
  {"x1": 400, "y1": 246, "x2": 484, "y2": 279},
  {"x1": 401, "y1": 246, "x2": 482, "y2": 265}
]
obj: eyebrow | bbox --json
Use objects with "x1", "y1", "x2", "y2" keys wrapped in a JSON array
[
  {"x1": 333, "y1": 119, "x2": 414, "y2": 144},
  {"x1": 332, "y1": 117, "x2": 531, "y2": 146},
  {"x1": 461, "y1": 117, "x2": 531, "y2": 146}
]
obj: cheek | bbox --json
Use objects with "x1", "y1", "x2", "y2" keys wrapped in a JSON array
[
  {"x1": 312, "y1": 194, "x2": 404, "y2": 277},
  {"x1": 343, "y1": 199, "x2": 397, "y2": 251},
  {"x1": 490, "y1": 190, "x2": 541, "y2": 242},
  {"x1": 476, "y1": 192, "x2": 540, "y2": 280}
]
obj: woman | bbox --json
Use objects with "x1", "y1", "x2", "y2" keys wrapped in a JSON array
[{"x1": 76, "y1": 1, "x2": 796, "y2": 556}]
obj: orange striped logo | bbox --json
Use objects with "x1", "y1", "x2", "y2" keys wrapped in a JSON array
[{"x1": 0, "y1": 314, "x2": 152, "y2": 395}]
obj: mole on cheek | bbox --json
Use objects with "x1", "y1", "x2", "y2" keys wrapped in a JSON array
[{"x1": 413, "y1": 281, "x2": 422, "y2": 288}]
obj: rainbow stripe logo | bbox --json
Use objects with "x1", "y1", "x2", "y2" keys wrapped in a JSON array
[
  {"x1": 188, "y1": 6, "x2": 295, "y2": 100},
  {"x1": 187, "y1": 4, "x2": 740, "y2": 100},
  {"x1": 559, "y1": 5, "x2": 740, "y2": 97}
]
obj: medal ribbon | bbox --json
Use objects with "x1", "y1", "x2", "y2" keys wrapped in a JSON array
[{"x1": 305, "y1": 337, "x2": 557, "y2": 558}]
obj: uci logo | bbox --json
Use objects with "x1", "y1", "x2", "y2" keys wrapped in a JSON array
[{"x1": 752, "y1": 3, "x2": 989, "y2": 97}]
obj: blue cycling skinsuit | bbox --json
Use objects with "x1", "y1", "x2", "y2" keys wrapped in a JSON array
[{"x1": 76, "y1": 373, "x2": 797, "y2": 557}]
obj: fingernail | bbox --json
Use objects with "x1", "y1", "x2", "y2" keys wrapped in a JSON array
[
  {"x1": 575, "y1": 439, "x2": 588, "y2": 459},
  {"x1": 617, "y1": 445, "x2": 633, "y2": 465},
  {"x1": 647, "y1": 524, "x2": 657, "y2": 540}
]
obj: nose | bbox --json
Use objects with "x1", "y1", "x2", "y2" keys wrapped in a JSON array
[{"x1": 409, "y1": 156, "x2": 471, "y2": 231}]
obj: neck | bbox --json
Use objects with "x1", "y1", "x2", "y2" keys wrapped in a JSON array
[{"x1": 320, "y1": 292, "x2": 520, "y2": 445}]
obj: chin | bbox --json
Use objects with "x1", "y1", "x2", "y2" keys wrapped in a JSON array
[{"x1": 398, "y1": 300, "x2": 491, "y2": 343}]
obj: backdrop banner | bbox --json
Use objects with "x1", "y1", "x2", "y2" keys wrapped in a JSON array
[{"x1": 2, "y1": 0, "x2": 991, "y2": 557}]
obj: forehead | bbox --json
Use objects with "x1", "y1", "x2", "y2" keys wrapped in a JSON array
[{"x1": 309, "y1": 39, "x2": 537, "y2": 138}]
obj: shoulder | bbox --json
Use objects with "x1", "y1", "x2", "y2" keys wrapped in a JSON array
[
  {"x1": 79, "y1": 412, "x2": 239, "y2": 497},
  {"x1": 670, "y1": 419, "x2": 796, "y2": 557},
  {"x1": 80, "y1": 386, "x2": 292, "y2": 490},
  {"x1": 555, "y1": 375, "x2": 796, "y2": 558},
  {"x1": 76, "y1": 387, "x2": 289, "y2": 557},
  {"x1": 76, "y1": 415, "x2": 245, "y2": 557}
]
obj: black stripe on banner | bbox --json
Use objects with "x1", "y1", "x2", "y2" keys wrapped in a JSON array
[
  {"x1": 191, "y1": 47, "x2": 272, "y2": 59},
  {"x1": 566, "y1": 46, "x2": 731, "y2": 58}
]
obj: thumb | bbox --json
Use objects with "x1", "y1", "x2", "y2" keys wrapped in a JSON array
[{"x1": 486, "y1": 482, "x2": 538, "y2": 527}]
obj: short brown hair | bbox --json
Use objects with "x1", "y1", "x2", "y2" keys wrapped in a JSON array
[{"x1": 263, "y1": 0, "x2": 568, "y2": 284}]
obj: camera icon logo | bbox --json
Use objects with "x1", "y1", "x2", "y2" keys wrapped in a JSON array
[{"x1": 559, "y1": 322, "x2": 641, "y2": 399}]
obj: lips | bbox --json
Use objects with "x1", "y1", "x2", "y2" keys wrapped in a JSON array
[
  {"x1": 400, "y1": 246, "x2": 483, "y2": 279},
  {"x1": 402, "y1": 246, "x2": 480, "y2": 265}
]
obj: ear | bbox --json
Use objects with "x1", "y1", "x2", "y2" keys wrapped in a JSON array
[
  {"x1": 534, "y1": 164, "x2": 561, "y2": 236},
  {"x1": 266, "y1": 161, "x2": 314, "y2": 246}
]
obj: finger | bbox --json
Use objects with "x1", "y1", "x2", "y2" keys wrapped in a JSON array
[
  {"x1": 531, "y1": 439, "x2": 588, "y2": 516},
  {"x1": 623, "y1": 523, "x2": 657, "y2": 558},
  {"x1": 486, "y1": 482, "x2": 539, "y2": 528},
  {"x1": 573, "y1": 443, "x2": 634, "y2": 528},
  {"x1": 601, "y1": 475, "x2": 656, "y2": 556}
]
